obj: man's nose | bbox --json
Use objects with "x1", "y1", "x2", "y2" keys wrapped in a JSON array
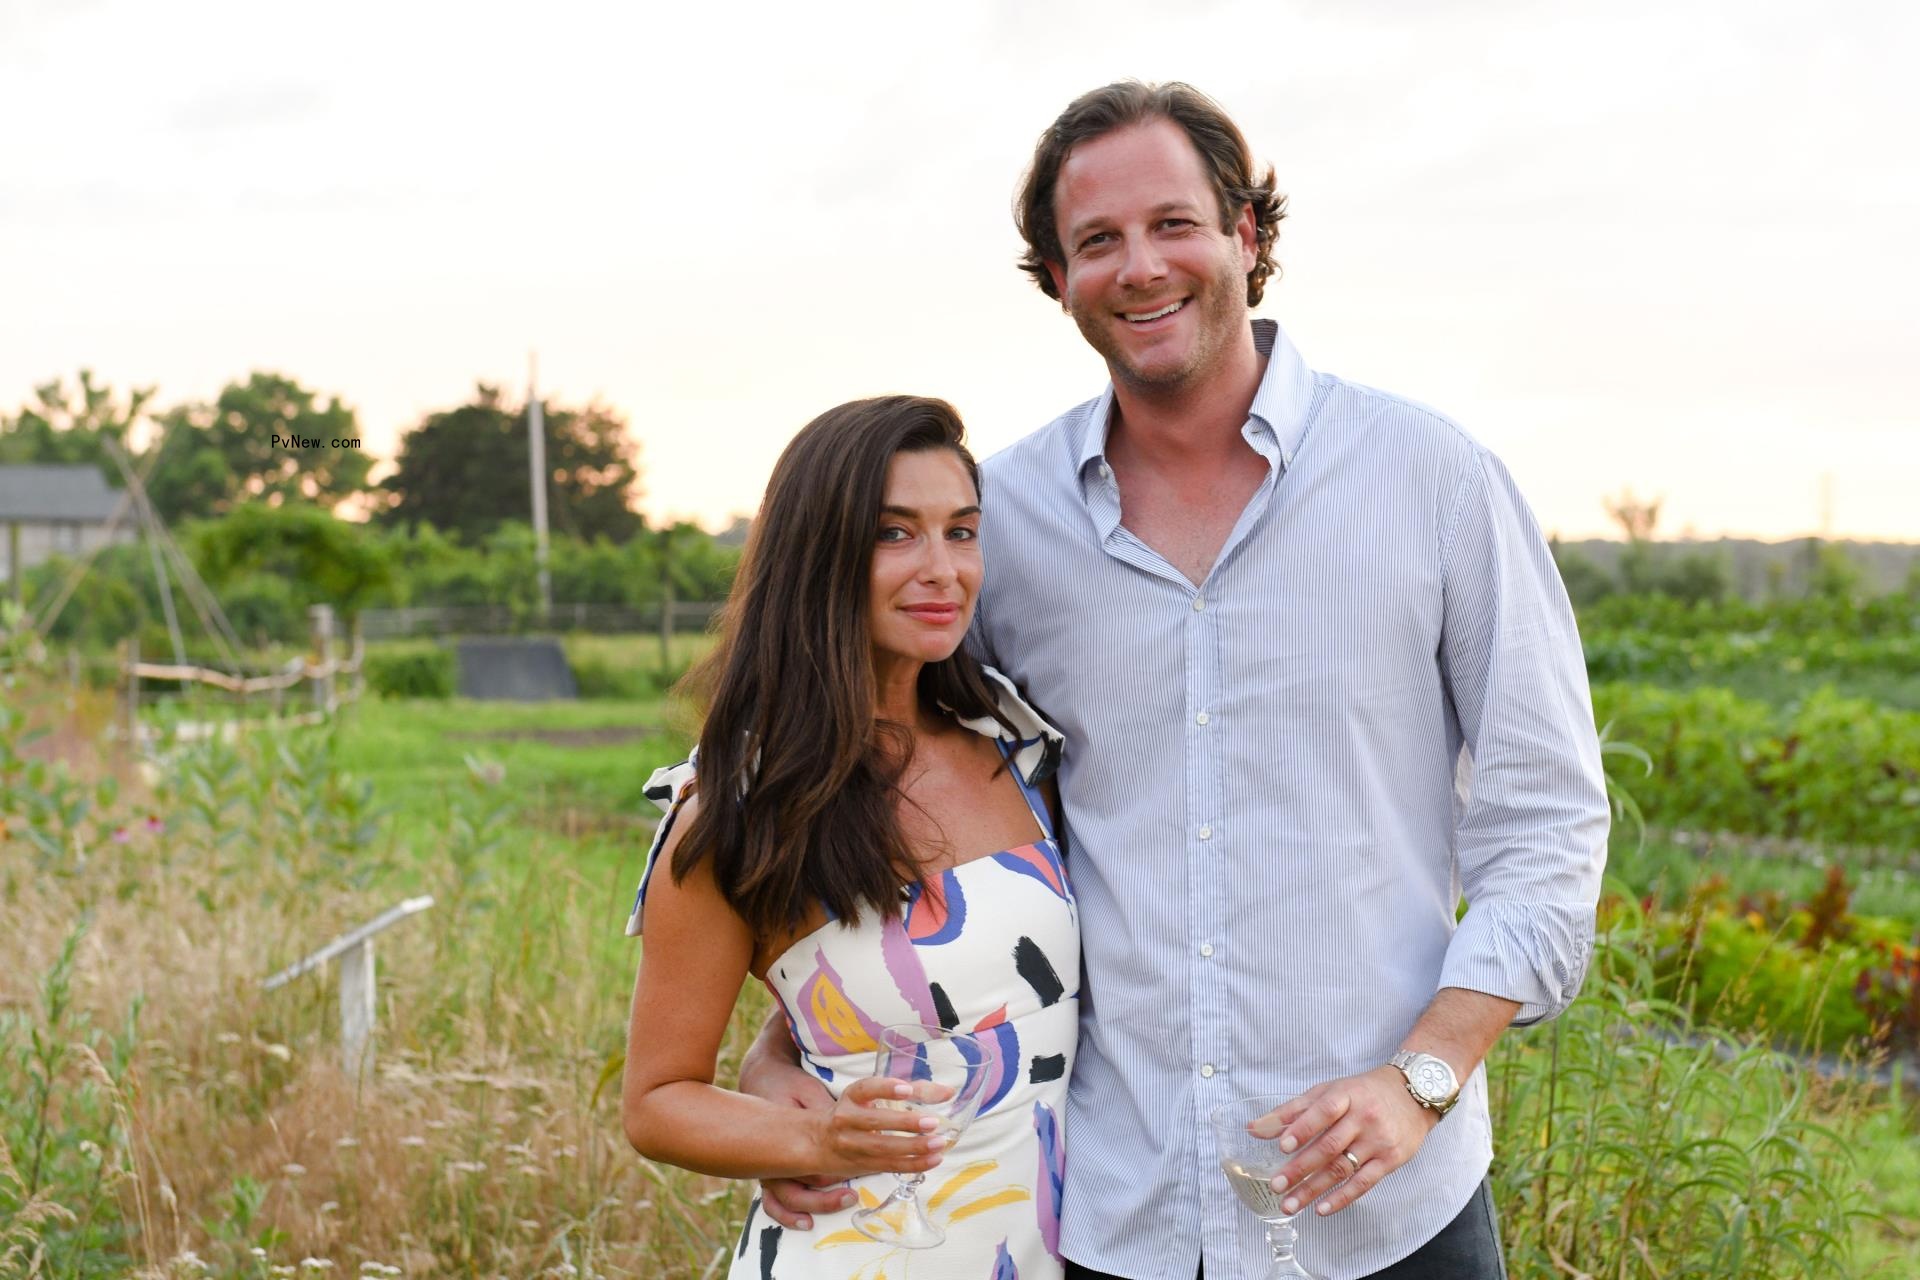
[{"x1": 1115, "y1": 235, "x2": 1167, "y2": 289}]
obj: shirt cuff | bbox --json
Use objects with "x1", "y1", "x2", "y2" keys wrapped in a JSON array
[{"x1": 1438, "y1": 898, "x2": 1595, "y2": 1025}]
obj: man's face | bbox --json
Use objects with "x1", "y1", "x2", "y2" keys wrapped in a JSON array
[{"x1": 1046, "y1": 118, "x2": 1257, "y2": 393}]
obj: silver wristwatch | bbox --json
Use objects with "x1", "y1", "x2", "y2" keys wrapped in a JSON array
[{"x1": 1389, "y1": 1050, "x2": 1461, "y2": 1117}]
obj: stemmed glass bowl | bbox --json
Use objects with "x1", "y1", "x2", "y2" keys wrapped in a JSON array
[
  {"x1": 1209, "y1": 1093, "x2": 1332, "y2": 1280},
  {"x1": 850, "y1": 1023, "x2": 997, "y2": 1249}
]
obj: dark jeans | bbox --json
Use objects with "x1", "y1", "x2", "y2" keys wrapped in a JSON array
[{"x1": 1064, "y1": 1177, "x2": 1506, "y2": 1280}]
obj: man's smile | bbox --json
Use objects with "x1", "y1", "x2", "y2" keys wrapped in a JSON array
[{"x1": 1121, "y1": 298, "x2": 1188, "y2": 324}]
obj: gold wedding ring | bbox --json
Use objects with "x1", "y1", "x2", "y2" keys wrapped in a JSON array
[{"x1": 1342, "y1": 1150, "x2": 1361, "y2": 1172}]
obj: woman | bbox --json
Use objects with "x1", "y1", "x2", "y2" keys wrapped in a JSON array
[{"x1": 621, "y1": 396, "x2": 1075, "y2": 1278}]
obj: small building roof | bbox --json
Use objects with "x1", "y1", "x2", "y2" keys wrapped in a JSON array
[{"x1": 0, "y1": 464, "x2": 125, "y2": 523}]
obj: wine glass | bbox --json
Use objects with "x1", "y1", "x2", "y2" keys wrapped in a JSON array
[
  {"x1": 850, "y1": 1023, "x2": 997, "y2": 1249},
  {"x1": 1209, "y1": 1093, "x2": 1338, "y2": 1280}
]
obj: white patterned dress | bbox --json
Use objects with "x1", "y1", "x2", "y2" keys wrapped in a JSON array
[{"x1": 627, "y1": 671, "x2": 1077, "y2": 1280}]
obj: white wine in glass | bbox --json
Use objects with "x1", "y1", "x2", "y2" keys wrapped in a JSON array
[
  {"x1": 1209, "y1": 1094, "x2": 1334, "y2": 1280},
  {"x1": 850, "y1": 1023, "x2": 997, "y2": 1250}
]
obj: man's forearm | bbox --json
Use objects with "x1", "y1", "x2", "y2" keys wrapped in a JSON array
[
  {"x1": 1400, "y1": 986, "x2": 1520, "y2": 1080},
  {"x1": 739, "y1": 1008, "x2": 802, "y2": 1088}
]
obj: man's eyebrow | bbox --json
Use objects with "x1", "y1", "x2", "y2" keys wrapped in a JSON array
[
  {"x1": 880, "y1": 504, "x2": 982, "y2": 519},
  {"x1": 1066, "y1": 201, "x2": 1203, "y2": 244}
]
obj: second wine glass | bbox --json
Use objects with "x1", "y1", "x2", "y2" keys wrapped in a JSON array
[{"x1": 1209, "y1": 1093, "x2": 1334, "y2": 1280}]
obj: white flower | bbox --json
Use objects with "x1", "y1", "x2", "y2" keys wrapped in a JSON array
[
  {"x1": 399, "y1": 1136, "x2": 426, "y2": 1148},
  {"x1": 335, "y1": 1136, "x2": 360, "y2": 1149},
  {"x1": 298, "y1": 1260, "x2": 336, "y2": 1272},
  {"x1": 281, "y1": 1163, "x2": 307, "y2": 1177}
]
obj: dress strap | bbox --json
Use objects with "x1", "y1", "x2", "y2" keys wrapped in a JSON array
[{"x1": 996, "y1": 738, "x2": 1056, "y2": 843}]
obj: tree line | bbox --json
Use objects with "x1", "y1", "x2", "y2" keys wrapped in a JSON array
[
  {"x1": 1, "y1": 370, "x2": 740, "y2": 653},
  {"x1": 0, "y1": 369, "x2": 645, "y2": 542}
]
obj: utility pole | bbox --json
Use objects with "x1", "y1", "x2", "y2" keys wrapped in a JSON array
[{"x1": 528, "y1": 352, "x2": 552, "y2": 622}]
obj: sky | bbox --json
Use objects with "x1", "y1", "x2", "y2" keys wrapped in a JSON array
[{"x1": 2, "y1": 0, "x2": 1915, "y2": 541}]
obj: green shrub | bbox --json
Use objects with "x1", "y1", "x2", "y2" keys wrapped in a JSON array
[
  {"x1": 363, "y1": 643, "x2": 455, "y2": 699},
  {"x1": 1592, "y1": 683, "x2": 1920, "y2": 845}
]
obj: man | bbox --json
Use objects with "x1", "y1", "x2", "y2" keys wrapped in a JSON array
[{"x1": 747, "y1": 81, "x2": 1608, "y2": 1279}]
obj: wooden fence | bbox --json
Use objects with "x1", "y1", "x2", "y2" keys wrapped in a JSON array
[{"x1": 123, "y1": 604, "x2": 363, "y2": 743}]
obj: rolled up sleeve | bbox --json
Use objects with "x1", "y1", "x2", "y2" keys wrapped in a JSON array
[{"x1": 1435, "y1": 449, "x2": 1610, "y2": 1024}]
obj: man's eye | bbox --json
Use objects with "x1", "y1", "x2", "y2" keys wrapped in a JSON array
[
  {"x1": 948, "y1": 526, "x2": 978, "y2": 542},
  {"x1": 1078, "y1": 232, "x2": 1112, "y2": 251}
]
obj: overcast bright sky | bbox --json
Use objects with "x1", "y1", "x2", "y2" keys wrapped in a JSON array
[{"x1": 3, "y1": 0, "x2": 1915, "y2": 540}]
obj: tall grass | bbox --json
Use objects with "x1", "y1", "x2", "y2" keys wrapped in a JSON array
[{"x1": 1, "y1": 660, "x2": 1912, "y2": 1275}]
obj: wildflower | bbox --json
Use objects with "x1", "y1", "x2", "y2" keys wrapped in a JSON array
[
  {"x1": 447, "y1": 1160, "x2": 487, "y2": 1174},
  {"x1": 335, "y1": 1136, "x2": 360, "y2": 1149},
  {"x1": 299, "y1": 1260, "x2": 336, "y2": 1273},
  {"x1": 281, "y1": 1163, "x2": 307, "y2": 1177},
  {"x1": 112, "y1": 827, "x2": 131, "y2": 844},
  {"x1": 399, "y1": 1135, "x2": 426, "y2": 1148},
  {"x1": 252, "y1": 1248, "x2": 269, "y2": 1259},
  {"x1": 256, "y1": 1040, "x2": 293, "y2": 1063},
  {"x1": 145, "y1": 814, "x2": 164, "y2": 833},
  {"x1": 216, "y1": 1032, "x2": 243, "y2": 1045},
  {"x1": 319, "y1": 1201, "x2": 340, "y2": 1213},
  {"x1": 174, "y1": 1250, "x2": 211, "y2": 1273}
]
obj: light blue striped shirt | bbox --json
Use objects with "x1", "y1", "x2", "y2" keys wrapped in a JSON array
[{"x1": 972, "y1": 319, "x2": 1608, "y2": 1280}]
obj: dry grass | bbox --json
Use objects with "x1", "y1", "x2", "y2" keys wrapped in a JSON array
[{"x1": 0, "y1": 678, "x2": 766, "y2": 1278}]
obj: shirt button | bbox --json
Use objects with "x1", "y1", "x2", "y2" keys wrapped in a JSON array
[
  {"x1": 1098, "y1": 462, "x2": 1113, "y2": 479},
  {"x1": 1195, "y1": 711, "x2": 1210, "y2": 726},
  {"x1": 1200, "y1": 942, "x2": 1215, "y2": 957},
  {"x1": 1192, "y1": 595, "x2": 1206, "y2": 612},
  {"x1": 1200, "y1": 1064, "x2": 1216, "y2": 1078},
  {"x1": 1198, "y1": 824, "x2": 1213, "y2": 841}
]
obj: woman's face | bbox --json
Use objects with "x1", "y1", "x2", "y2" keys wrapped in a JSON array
[{"x1": 867, "y1": 447, "x2": 982, "y2": 677}]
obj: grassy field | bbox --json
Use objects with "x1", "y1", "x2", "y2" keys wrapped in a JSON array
[{"x1": 4, "y1": 627, "x2": 1918, "y2": 1275}]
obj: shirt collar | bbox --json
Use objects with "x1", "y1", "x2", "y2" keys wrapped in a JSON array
[{"x1": 1074, "y1": 318, "x2": 1319, "y2": 488}]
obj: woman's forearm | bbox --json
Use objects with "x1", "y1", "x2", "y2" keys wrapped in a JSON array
[{"x1": 624, "y1": 1078, "x2": 821, "y2": 1180}]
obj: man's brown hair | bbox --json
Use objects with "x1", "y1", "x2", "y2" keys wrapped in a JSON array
[{"x1": 1014, "y1": 80, "x2": 1288, "y2": 306}]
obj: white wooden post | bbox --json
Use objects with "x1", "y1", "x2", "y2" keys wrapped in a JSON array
[
  {"x1": 262, "y1": 895, "x2": 433, "y2": 1082},
  {"x1": 308, "y1": 604, "x2": 335, "y2": 715}
]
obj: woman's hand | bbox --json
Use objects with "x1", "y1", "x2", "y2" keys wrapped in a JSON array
[{"x1": 809, "y1": 1075, "x2": 951, "y2": 1180}]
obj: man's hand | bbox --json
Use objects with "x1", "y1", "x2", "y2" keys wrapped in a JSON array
[
  {"x1": 1258, "y1": 1066, "x2": 1440, "y2": 1218},
  {"x1": 737, "y1": 1014, "x2": 856, "y2": 1230}
]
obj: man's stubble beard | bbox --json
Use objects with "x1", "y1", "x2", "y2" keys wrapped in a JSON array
[{"x1": 1067, "y1": 251, "x2": 1251, "y2": 398}]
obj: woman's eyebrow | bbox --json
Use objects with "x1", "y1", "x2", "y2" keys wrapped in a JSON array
[{"x1": 880, "y1": 504, "x2": 981, "y2": 518}]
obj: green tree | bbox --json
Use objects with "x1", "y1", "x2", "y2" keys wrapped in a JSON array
[
  {"x1": 377, "y1": 386, "x2": 642, "y2": 543},
  {"x1": 143, "y1": 373, "x2": 372, "y2": 522},
  {"x1": 0, "y1": 371, "x2": 153, "y2": 477},
  {"x1": 190, "y1": 504, "x2": 396, "y2": 620}
]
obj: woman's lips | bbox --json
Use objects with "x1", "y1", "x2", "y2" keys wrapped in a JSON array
[{"x1": 902, "y1": 604, "x2": 961, "y2": 624}]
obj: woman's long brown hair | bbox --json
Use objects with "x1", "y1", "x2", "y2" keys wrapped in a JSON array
[{"x1": 670, "y1": 396, "x2": 1014, "y2": 940}]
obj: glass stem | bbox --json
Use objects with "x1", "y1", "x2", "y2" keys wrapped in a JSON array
[{"x1": 1266, "y1": 1215, "x2": 1299, "y2": 1263}]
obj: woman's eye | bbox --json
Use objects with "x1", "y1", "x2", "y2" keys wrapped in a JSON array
[{"x1": 877, "y1": 526, "x2": 911, "y2": 543}]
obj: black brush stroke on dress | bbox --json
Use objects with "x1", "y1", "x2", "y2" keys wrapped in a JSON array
[
  {"x1": 930, "y1": 981, "x2": 961, "y2": 1030},
  {"x1": 1029, "y1": 1052, "x2": 1067, "y2": 1083},
  {"x1": 1014, "y1": 936, "x2": 1064, "y2": 1006},
  {"x1": 759, "y1": 1223, "x2": 782, "y2": 1278},
  {"x1": 736, "y1": 1196, "x2": 759, "y2": 1258}
]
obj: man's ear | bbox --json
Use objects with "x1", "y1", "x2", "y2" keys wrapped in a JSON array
[
  {"x1": 1045, "y1": 259, "x2": 1070, "y2": 309},
  {"x1": 1232, "y1": 202, "x2": 1257, "y2": 275}
]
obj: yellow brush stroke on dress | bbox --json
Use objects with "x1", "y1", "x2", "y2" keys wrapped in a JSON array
[
  {"x1": 924, "y1": 1160, "x2": 997, "y2": 1211},
  {"x1": 809, "y1": 977, "x2": 878, "y2": 1054},
  {"x1": 946, "y1": 1187, "x2": 1031, "y2": 1224}
]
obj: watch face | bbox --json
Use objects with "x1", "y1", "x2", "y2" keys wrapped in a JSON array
[{"x1": 1408, "y1": 1057, "x2": 1454, "y2": 1102}]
